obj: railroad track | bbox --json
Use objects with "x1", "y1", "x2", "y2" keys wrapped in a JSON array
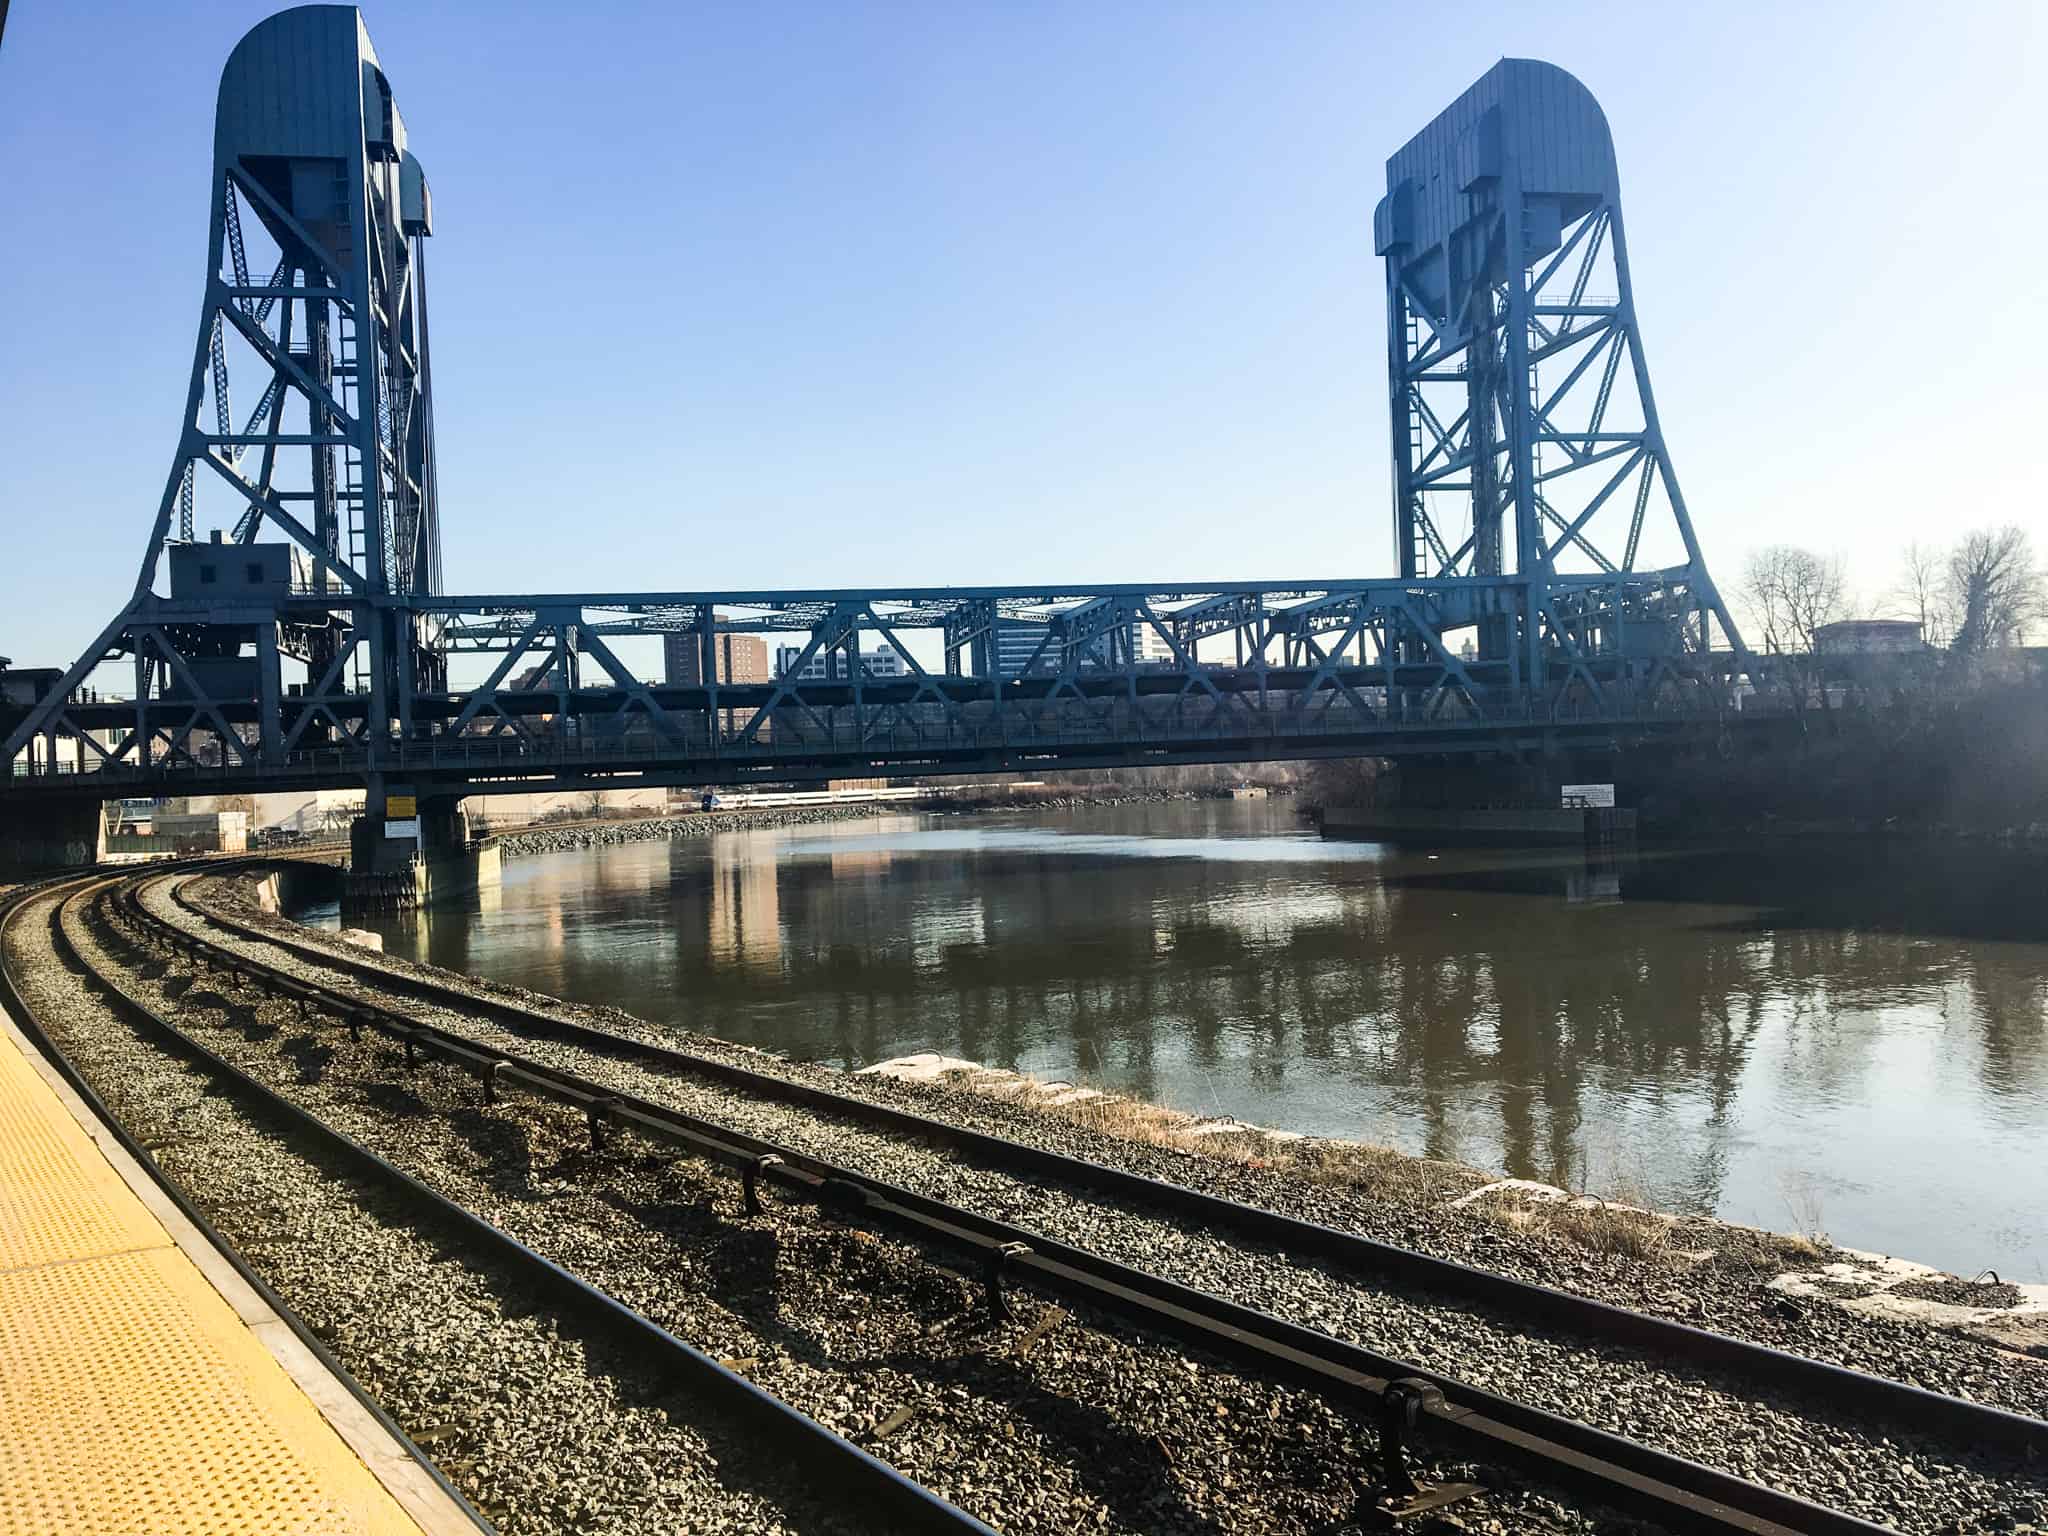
[
  {"x1": 3, "y1": 872, "x2": 992, "y2": 1534},
  {"x1": 162, "y1": 864, "x2": 2044, "y2": 1446},
  {"x1": 108, "y1": 876, "x2": 2048, "y2": 1531},
  {"x1": 5, "y1": 862, "x2": 2042, "y2": 1534}
]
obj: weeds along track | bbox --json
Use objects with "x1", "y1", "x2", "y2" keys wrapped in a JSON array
[{"x1": 76, "y1": 862, "x2": 2044, "y2": 1533}]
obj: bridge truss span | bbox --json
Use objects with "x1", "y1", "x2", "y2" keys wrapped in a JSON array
[
  {"x1": 4, "y1": 575, "x2": 1740, "y2": 799},
  {"x1": 1, "y1": 24, "x2": 1753, "y2": 805}
]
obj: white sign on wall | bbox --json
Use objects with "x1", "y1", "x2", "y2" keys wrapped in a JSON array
[
  {"x1": 384, "y1": 818, "x2": 422, "y2": 839},
  {"x1": 1560, "y1": 783, "x2": 1616, "y2": 809}
]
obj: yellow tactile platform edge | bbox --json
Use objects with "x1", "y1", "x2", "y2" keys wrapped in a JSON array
[{"x1": 0, "y1": 1015, "x2": 431, "y2": 1535}]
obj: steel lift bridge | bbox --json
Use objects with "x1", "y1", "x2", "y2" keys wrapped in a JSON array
[{"x1": 1, "y1": 7, "x2": 1751, "y2": 855}]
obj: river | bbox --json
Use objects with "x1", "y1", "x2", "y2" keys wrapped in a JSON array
[{"x1": 315, "y1": 799, "x2": 2048, "y2": 1275}]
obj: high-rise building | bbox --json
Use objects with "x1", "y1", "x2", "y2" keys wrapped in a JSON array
[
  {"x1": 989, "y1": 619, "x2": 1055, "y2": 679},
  {"x1": 774, "y1": 646, "x2": 908, "y2": 682},
  {"x1": 664, "y1": 617, "x2": 771, "y2": 687},
  {"x1": 664, "y1": 616, "x2": 772, "y2": 741},
  {"x1": 1131, "y1": 622, "x2": 1177, "y2": 667},
  {"x1": 981, "y1": 618, "x2": 1178, "y2": 677}
]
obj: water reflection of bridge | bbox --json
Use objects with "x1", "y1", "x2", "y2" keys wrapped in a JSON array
[{"x1": 604, "y1": 833, "x2": 2048, "y2": 1215}]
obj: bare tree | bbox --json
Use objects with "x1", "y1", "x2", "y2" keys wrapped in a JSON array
[
  {"x1": 1739, "y1": 545, "x2": 1849, "y2": 655},
  {"x1": 1887, "y1": 542, "x2": 1953, "y2": 648},
  {"x1": 1946, "y1": 526, "x2": 2044, "y2": 655}
]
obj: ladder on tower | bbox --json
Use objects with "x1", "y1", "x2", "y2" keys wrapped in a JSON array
[{"x1": 1404, "y1": 310, "x2": 1433, "y2": 578}]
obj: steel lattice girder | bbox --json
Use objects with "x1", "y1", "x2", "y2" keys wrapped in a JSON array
[
  {"x1": 1375, "y1": 59, "x2": 1748, "y2": 684},
  {"x1": 3, "y1": 7, "x2": 445, "y2": 781},
  {"x1": 5, "y1": 574, "x2": 1748, "y2": 798}
]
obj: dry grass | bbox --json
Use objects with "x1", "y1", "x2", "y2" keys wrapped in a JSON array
[
  {"x1": 940, "y1": 1067, "x2": 1485, "y2": 1208},
  {"x1": 1765, "y1": 1230, "x2": 1826, "y2": 1262},
  {"x1": 934, "y1": 1067, "x2": 1835, "y2": 1271},
  {"x1": 1477, "y1": 1183, "x2": 1828, "y2": 1270},
  {"x1": 1506, "y1": 1197, "x2": 1675, "y2": 1261},
  {"x1": 1778, "y1": 1171, "x2": 1830, "y2": 1246}
]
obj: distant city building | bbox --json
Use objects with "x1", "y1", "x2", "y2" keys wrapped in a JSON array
[
  {"x1": 1813, "y1": 619, "x2": 1925, "y2": 655},
  {"x1": 463, "y1": 660, "x2": 569, "y2": 738},
  {"x1": 661, "y1": 616, "x2": 771, "y2": 740},
  {"x1": 509, "y1": 661, "x2": 563, "y2": 692},
  {"x1": 0, "y1": 665, "x2": 65, "y2": 709},
  {"x1": 105, "y1": 807, "x2": 247, "y2": 855},
  {"x1": 1131, "y1": 623, "x2": 1177, "y2": 666},
  {"x1": 774, "y1": 645, "x2": 907, "y2": 682},
  {"x1": 664, "y1": 616, "x2": 770, "y2": 687},
  {"x1": 989, "y1": 619, "x2": 1055, "y2": 679},
  {"x1": 981, "y1": 618, "x2": 1177, "y2": 678}
]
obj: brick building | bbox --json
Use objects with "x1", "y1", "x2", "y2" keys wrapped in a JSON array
[{"x1": 663, "y1": 618, "x2": 771, "y2": 687}]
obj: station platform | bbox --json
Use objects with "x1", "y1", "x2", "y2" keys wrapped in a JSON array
[{"x1": 0, "y1": 1009, "x2": 478, "y2": 1535}]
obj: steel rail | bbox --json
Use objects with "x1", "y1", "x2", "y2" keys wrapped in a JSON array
[
  {"x1": 125, "y1": 872, "x2": 1951, "y2": 1536},
  {"x1": 41, "y1": 877, "x2": 999, "y2": 1536},
  {"x1": 172, "y1": 863, "x2": 2047, "y2": 1461}
]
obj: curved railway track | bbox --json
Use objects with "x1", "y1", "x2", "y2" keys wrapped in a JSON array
[
  {"x1": 165, "y1": 862, "x2": 2043, "y2": 1451},
  {"x1": 5, "y1": 860, "x2": 2044, "y2": 1535},
  {"x1": 1, "y1": 872, "x2": 992, "y2": 1535}
]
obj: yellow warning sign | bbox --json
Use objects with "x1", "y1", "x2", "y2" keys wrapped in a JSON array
[{"x1": 386, "y1": 795, "x2": 417, "y2": 818}]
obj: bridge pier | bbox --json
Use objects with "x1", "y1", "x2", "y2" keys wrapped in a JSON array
[
  {"x1": 0, "y1": 797, "x2": 106, "y2": 871},
  {"x1": 343, "y1": 794, "x2": 499, "y2": 913},
  {"x1": 1323, "y1": 753, "x2": 1635, "y2": 847},
  {"x1": 1382, "y1": 756, "x2": 1574, "y2": 813}
]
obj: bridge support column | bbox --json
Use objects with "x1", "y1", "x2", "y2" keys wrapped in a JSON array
[
  {"x1": 0, "y1": 798, "x2": 107, "y2": 871},
  {"x1": 1321, "y1": 753, "x2": 1634, "y2": 847},
  {"x1": 1382, "y1": 756, "x2": 1567, "y2": 813},
  {"x1": 343, "y1": 794, "x2": 499, "y2": 913}
]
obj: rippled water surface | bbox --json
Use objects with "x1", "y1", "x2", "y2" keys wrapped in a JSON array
[{"x1": 323, "y1": 800, "x2": 2048, "y2": 1273}]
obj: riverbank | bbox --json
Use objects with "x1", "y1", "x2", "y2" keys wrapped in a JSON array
[
  {"x1": 858, "y1": 1052, "x2": 2048, "y2": 1363},
  {"x1": 492, "y1": 789, "x2": 1231, "y2": 857},
  {"x1": 333, "y1": 797, "x2": 2047, "y2": 1277},
  {"x1": 494, "y1": 802, "x2": 905, "y2": 857}
]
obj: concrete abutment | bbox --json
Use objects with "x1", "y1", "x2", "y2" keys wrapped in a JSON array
[
  {"x1": 0, "y1": 797, "x2": 107, "y2": 870},
  {"x1": 1323, "y1": 752, "x2": 1637, "y2": 846},
  {"x1": 343, "y1": 797, "x2": 499, "y2": 913}
]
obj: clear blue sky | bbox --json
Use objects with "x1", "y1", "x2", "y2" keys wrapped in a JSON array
[{"x1": 1, "y1": 1, "x2": 2041, "y2": 668}]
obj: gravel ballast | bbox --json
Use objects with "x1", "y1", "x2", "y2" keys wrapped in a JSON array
[
  {"x1": 3, "y1": 885, "x2": 875, "y2": 1536},
  {"x1": 129, "y1": 870, "x2": 2048, "y2": 1533}
]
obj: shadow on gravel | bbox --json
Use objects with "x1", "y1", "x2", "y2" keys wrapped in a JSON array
[
  {"x1": 278, "y1": 1032, "x2": 337, "y2": 1086},
  {"x1": 435, "y1": 1106, "x2": 596, "y2": 1208},
  {"x1": 596, "y1": 1183, "x2": 782, "y2": 1288},
  {"x1": 589, "y1": 1175, "x2": 745, "y2": 1245},
  {"x1": 359, "y1": 1076, "x2": 438, "y2": 1121},
  {"x1": 161, "y1": 973, "x2": 196, "y2": 1001},
  {"x1": 863, "y1": 1332, "x2": 1234, "y2": 1535},
  {"x1": 179, "y1": 988, "x2": 271, "y2": 1037},
  {"x1": 592, "y1": 1181, "x2": 1238, "y2": 1535}
]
